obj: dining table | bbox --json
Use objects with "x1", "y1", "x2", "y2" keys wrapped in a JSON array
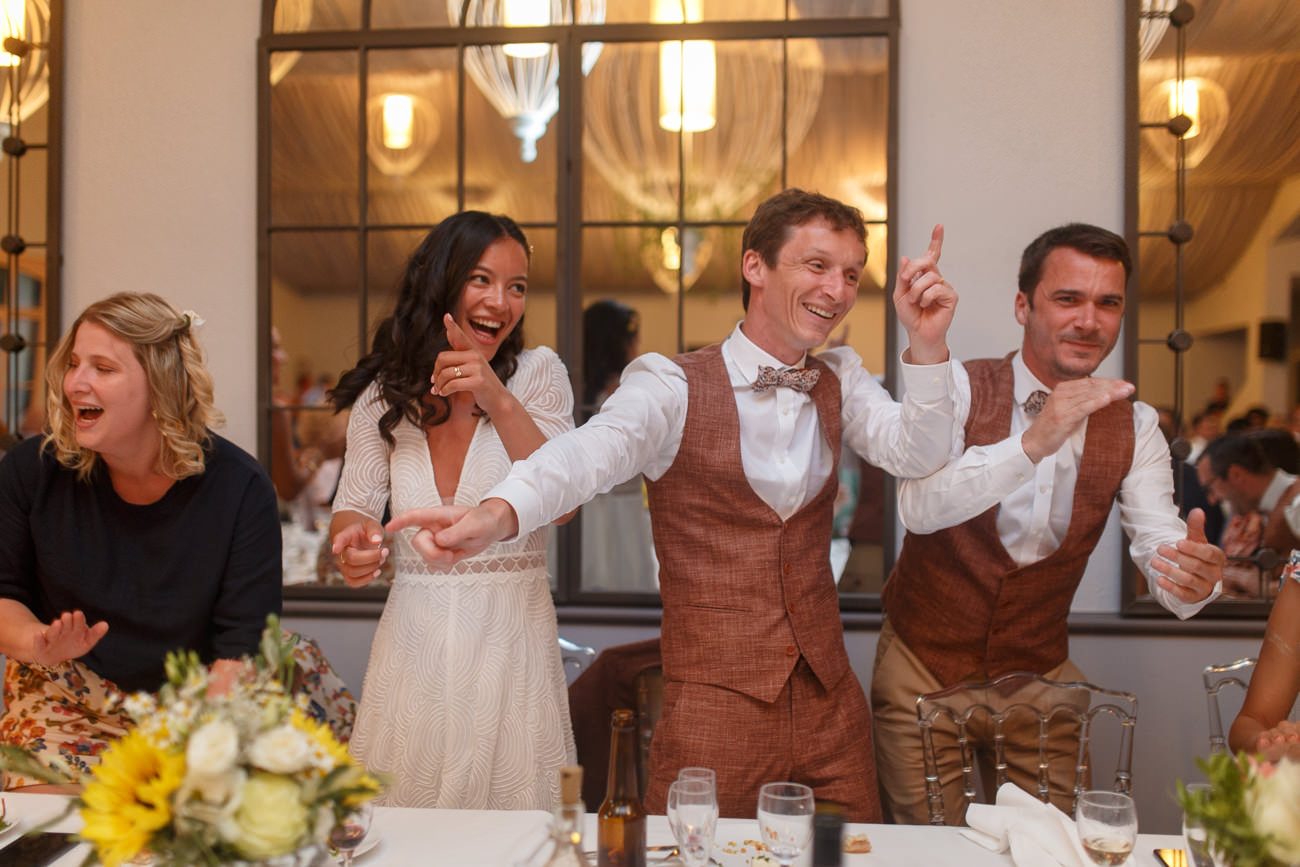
[{"x1": 0, "y1": 791, "x2": 1185, "y2": 866}]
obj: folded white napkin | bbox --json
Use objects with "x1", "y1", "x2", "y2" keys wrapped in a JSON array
[{"x1": 962, "y1": 782, "x2": 1093, "y2": 867}]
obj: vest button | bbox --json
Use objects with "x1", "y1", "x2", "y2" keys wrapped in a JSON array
[
  {"x1": 787, "y1": 602, "x2": 798, "y2": 614},
  {"x1": 785, "y1": 645, "x2": 798, "y2": 656},
  {"x1": 782, "y1": 563, "x2": 793, "y2": 575}
]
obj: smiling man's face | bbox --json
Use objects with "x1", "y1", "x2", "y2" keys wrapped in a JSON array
[
  {"x1": 740, "y1": 217, "x2": 865, "y2": 365},
  {"x1": 1015, "y1": 246, "x2": 1126, "y2": 388}
]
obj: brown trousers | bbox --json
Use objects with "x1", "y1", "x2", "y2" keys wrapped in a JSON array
[
  {"x1": 644, "y1": 658, "x2": 882, "y2": 823},
  {"x1": 869, "y1": 620, "x2": 1086, "y2": 825}
]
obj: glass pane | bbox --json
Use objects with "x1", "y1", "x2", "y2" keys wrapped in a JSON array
[
  {"x1": 581, "y1": 225, "x2": 679, "y2": 356},
  {"x1": 577, "y1": 288, "x2": 658, "y2": 595},
  {"x1": 788, "y1": 37, "x2": 889, "y2": 290},
  {"x1": 270, "y1": 50, "x2": 359, "y2": 226},
  {"x1": 0, "y1": 263, "x2": 46, "y2": 441},
  {"x1": 603, "y1": 0, "x2": 784, "y2": 24},
  {"x1": 836, "y1": 455, "x2": 889, "y2": 595},
  {"x1": 462, "y1": 44, "x2": 563, "y2": 221},
  {"x1": 273, "y1": 0, "x2": 361, "y2": 32},
  {"x1": 371, "y1": 0, "x2": 453, "y2": 28},
  {"x1": 520, "y1": 226, "x2": 558, "y2": 350},
  {"x1": 584, "y1": 41, "x2": 679, "y2": 222},
  {"x1": 680, "y1": 224, "x2": 742, "y2": 351},
  {"x1": 270, "y1": 230, "x2": 364, "y2": 410},
  {"x1": 366, "y1": 228, "x2": 434, "y2": 335},
  {"x1": 681, "y1": 38, "x2": 787, "y2": 223},
  {"x1": 367, "y1": 49, "x2": 461, "y2": 225}
]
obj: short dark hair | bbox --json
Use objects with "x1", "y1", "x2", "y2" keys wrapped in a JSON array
[
  {"x1": 740, "y1": 188, "x2": 866, "y2": 310},
  {"x1": 1017, "y1": 223, "x2": 1132, "y2": 305},
  {"x1": 1204, "y1": 433, "x2": 1274, "y2": 479}
]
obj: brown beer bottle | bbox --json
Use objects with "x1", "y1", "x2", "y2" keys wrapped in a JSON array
[{"x1": 596, "y1": 709, "x2": 646, "y2": 867}]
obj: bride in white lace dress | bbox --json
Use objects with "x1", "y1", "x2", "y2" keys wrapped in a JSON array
[{"x1": 328, "y1": 212, "x2": 576, "y2": 809}]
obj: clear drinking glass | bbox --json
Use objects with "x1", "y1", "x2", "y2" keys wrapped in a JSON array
[
  {"x1": 1076, "y1": 790, "x2": 1138, "y2": 866},
  {"x1": 677, "y1": 766, "x2": 717, "y2": 789},
  {"x1": 756, "y1": 782, "x2": 815, "y2": 867},
  {"x1": 667, "y1": 778, "x2": 718, "y2": 867},
  {"x1": 329, "y1": 801, "x2": 374, "y2": 867},
  {"x1": 1181, "y1": 782, "x2": 1213, "y2": 867}
]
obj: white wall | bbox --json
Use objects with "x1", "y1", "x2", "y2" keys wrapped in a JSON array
[
  {"x1": 63, "y1": 1, "x2": 261, "y2": 451},
  {"x1": 62, "y1": 0, "x2": 1247, "y2": 835}
]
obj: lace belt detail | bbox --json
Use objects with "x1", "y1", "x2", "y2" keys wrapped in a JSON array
[{"x1": 394, "y1": 550, "x2": 549, "y2": 583}]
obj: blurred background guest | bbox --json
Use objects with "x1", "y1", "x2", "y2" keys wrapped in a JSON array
[{"x1": 0, "y1": 292, "x2": 282, "y2": 790}]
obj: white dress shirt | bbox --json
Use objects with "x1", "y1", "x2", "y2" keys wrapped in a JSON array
[
  {"x1": 491, "y1": 324, "x2": 954, "y2": 536},
  {"x1": 897, "y1": 351, "x2": 1220, "y2": 619}
]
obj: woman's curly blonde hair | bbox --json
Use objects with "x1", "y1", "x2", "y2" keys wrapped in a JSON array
[{"x1": 44, "y1": 292, "x2": 224, "y2": 480}]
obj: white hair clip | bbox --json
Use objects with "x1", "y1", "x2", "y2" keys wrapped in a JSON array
[{"x1": 181, "y1": 310, "x2": 206, "y2": 329}]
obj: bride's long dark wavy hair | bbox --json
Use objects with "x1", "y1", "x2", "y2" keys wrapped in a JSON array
[{"x1": 330, "y1": 211, "x2": 529, "y2": 442}]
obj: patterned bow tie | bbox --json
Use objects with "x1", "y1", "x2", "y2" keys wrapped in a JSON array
[
  {"x1": 753, "y1": 365, "x2": 820, "y2": 393},
  {"x1": 1024, "y1": 390, "x2": 1049, "y2": 416}
]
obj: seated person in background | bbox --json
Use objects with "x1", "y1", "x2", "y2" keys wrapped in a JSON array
[
  {"x1": 1229, "y1": 550, "x2": 1300, "y2": 760},
  {"x1": 1198, "y1": 432, "x2": 1300, "y2": 598},
  {"x1": 0, "y1": 292, "x2": 283, "y2": 789}
]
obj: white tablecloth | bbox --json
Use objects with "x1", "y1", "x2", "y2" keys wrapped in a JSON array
[{"x1": 0, "y1": 792, "x2": 1184, "y2": 866}]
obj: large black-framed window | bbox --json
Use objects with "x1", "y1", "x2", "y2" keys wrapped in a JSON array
[{"x1": 258, "y1": 0, "x2": 899, "y2": 607}]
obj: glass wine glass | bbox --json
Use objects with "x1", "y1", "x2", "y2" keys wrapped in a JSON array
[
  {"x1": 329, "y1": 801, "x2": 374, "y2": 867},
  {"x1": 756, "y1": 782, "x2": 815, "y2": 867},
  {"x1": 667, "y1": 778, "x2": 718, "y2": 867},
  {"x1": 1076, "y1": 790, "x2": 1138, "y2": 866},
  {"x1": 1180, "y1": 782, "x2": 1213, "y2": 867}
]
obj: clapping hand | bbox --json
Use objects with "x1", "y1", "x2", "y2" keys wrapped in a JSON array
[{"x1": 31, "y1": 610, "x2": 108, "y2": 666}]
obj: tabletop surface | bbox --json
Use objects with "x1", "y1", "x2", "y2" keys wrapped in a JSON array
[{"x1": 0, "y1": 791, "x2": 1185, "y2": 867}]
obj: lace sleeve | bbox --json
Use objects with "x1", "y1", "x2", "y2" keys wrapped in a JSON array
[
  {"x1": 332, "y1": 381, "x2": 391, "y2": 521},
  {"x1": 508, "y1": 346, "x2": 575, "y2": 441}
]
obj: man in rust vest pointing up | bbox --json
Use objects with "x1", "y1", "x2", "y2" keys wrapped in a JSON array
[
  {"x1": 872, "y1": 223, "x2": 1227, "y2": 824},
  {"x1": 387, "y1": 188, "x2": 959, "y2": 822}
]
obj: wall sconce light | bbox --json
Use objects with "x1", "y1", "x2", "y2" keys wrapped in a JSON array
[
  {"x1": 655, "y1": 0, "x2": 715, "y2": 133},
  {"x1": 367, "y1": 92, "x2": 439, "y2": 177},
  {"x1": 2, "y1": 0, "x2": 25, "y2": 66},
  {"x1": 1143, "y1": 74, "x2": 1229, "y2": 169}
]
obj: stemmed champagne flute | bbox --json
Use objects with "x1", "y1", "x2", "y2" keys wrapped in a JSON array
[
  {"x1": 756, "y1": 782, "x2": 815, "y2": 867},
  {"x1": 667, "y1": 778, "x2": 718, "y2": 867},
  {"x1": 1076, "y1": 790, "x2": 1138, "y2": 866},
  {"x1": 330, "y1": 801, "x2": 374, "y2": 867}
]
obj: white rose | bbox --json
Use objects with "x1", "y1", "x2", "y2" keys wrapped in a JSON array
[
  {"x1": 1246, "y1": 759, "x2": 1300, "y2": 865},
  {"x1": 248, "y1": 724, "x2": 313, "y2": 774},
  {"x1": 220, "y1": 772, "x2": 310, "y2": 859},
  {"x1": 187, "y1": 720, "x2": 240, "y2": 778}
]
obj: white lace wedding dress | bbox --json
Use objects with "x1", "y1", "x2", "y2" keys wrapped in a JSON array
[{"x1": 335, "y1": 347, "x2": 577, "y2": 809}]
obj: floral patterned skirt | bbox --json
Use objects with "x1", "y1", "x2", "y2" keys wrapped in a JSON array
[
  {"x1": 1, "y1": 632, "x2": 357, "y2": 790},
  {"x1": 0, "y1": 658, "x2": 130, "y2": 789}
]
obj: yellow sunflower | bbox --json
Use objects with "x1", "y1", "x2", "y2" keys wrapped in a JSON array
[
  {"x1": 290, "y1": 709, "x2": 351, "y2": 771},
  {"x1": 80, "y1": 730, "x2": 185, "y2": 867}
]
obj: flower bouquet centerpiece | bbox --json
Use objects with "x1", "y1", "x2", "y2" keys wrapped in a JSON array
[
  {"x1": 1179, "y1": 751, "x2": 1300, "y2": 867},
  {"x1": 0, "y1": 616, "x2": 381, "y2": 866}
]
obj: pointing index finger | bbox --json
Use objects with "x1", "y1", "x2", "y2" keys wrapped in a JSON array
[{"x1": 926, "y1": 224, "x2": 945, "y2": 264}]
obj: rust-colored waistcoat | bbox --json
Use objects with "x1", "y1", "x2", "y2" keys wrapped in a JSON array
[
  {"x1": 882, "y1": 354, "x2": 1135, "y2": 686},
  {"x1": 645, "y1": 344, "x2": 850, "y2": 703}
]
